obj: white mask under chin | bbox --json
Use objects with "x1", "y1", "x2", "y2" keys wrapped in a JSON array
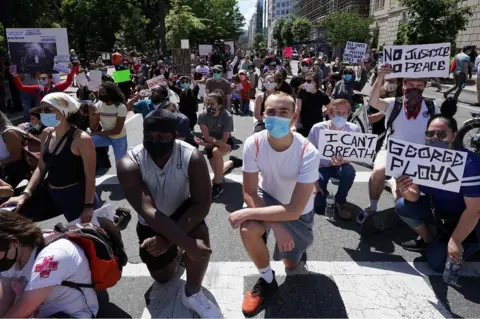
[
  {"x1": 264, "y1": 83, "x2": 276, "y2": 90},
  {"x1": 301, "y1": 66, "x2": 309, "y2": 73},
  {"x1": 384, "y1": 83, "x2": 398, "y2": 92},
  {"x1": 303, "y1": 83, "x2": 313, "y2": 92}
]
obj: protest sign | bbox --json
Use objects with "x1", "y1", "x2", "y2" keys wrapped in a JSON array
[
  {"x1": 88, "y1": 70, "x2": 102, "y2": 91},
  {"x1": 171, "y1": 48, "x2": 191, "y2": 75},
  {"x1": 113, "y1": 70, "x2": 131, "y2": 83},
  {"x1": 318, "y1": 130, "x2": 378, "y2": 164},
  {"x1": 343, "y1": 41, "x2": 367, "y2": 64},
  {"x1": 181, "y1": 39, "x2": 190, "y2": 49},
  {"x1": 52, "y1": 64, "x2": 71, "y2": 74},
  {"x1": 146, "y1": 75, "x2": 167, "y2": 88},
  {"x1": 383, "y1": 43, "x2": 451, "y2": 79},
  {"x1": 284, "y1": 47, "x2": 293, "y2": 58},
  {"x1": 54, "y1": 55, "x2": 70, "y2": 63},
  {"x1": 75, "y1": 73, "x2": 88, "y2": 87},
  {"x1": 386, "y1": 138, "x2": 467, "y2": 192},
  {"x1": 225, "y1": 41, "x2": 235, "y2": 55},
  {"x1": 199, "y1": 44, "x2": 212, "y2": 56},
  {"x1": 6, "y1": 28, "x2": 69, "y2": 75}
]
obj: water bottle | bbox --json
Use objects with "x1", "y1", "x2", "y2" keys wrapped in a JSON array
[
  {"x1": 443, "y1": 256, "x2": 463, "y2": 286},
  {"x1": 325, "y1": 194, "x2": 336, "y2": 222}
]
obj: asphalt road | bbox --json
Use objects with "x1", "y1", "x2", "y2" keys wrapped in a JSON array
[{"x1": 36, "y1": 64, "x2": 480, "y2": 318}]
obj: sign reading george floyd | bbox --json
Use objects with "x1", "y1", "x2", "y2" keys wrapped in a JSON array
[
  {"x1": 343, "y1": 41, "x2": 367, "y2": 64},
  {"x1": 383, "y1": 43, "x2": 450, "y2": 79},
  {"x1": 318, "y1": 130, "x2": 378, "y2": 164},
  {"x1": 386, "y1": 138, "x2": 467, "y2": 192}
]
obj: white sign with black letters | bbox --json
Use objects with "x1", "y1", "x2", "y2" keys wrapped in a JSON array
[
  {"x1": 386, "y1": 138, "x2": 467, "y2": 192},
  {"x1": 343, "y1": 41, "x2": 367, "y2": 64},
  {"x1": 318, "y1": 130, "x2": 378, "y2": 164},
  {"x1": 383, "y1": 43, "x2": 451, "y2": 79}
]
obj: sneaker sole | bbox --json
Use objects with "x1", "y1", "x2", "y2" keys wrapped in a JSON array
[
  {"x1": 401, "y1": 246, "x2": 427, "y2": 252},
  {"x1": 242, "y1": 284, "x2": 279, "y2": 318}
]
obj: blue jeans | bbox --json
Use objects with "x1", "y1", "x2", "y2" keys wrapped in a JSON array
[
  {"x1": 20, "y1": 92, "x2": 38, "y2": 121},
  {"x1": 396, "y1": 197, "x2": 480, "y2": 272},
  {"x1": 314, "y1": 164, "x2": 356, "y2": 213},
  {"x1": 242, "y1": 99, "x2": 250, "y2": 113},
  {"x1": 92, "y1": 135, "x2": 128, "y2": 163}
]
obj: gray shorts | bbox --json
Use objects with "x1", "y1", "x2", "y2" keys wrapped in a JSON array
[{"x1": 258, "y1": 189, "x2": 314, "y2": 263}]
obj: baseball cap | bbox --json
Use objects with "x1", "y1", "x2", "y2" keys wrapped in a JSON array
[
  {"x1": 238, "y1": 69, "x2": 247, "y2": 75},
  {"x1": 213, "y1": 65, "x2": 223, "y2": 72}
]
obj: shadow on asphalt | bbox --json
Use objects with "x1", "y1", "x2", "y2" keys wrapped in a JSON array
[
  {"x1": 97, "y1": 290, "x2": 132, "y2": 318},
  {"x1": 96, "y1": 184, "x2": 126, "y2": 203},
  {"x1": 215, "y1": 179, "x2": 244, "y2": 213}
]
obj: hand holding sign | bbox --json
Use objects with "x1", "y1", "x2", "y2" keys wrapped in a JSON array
[
  {"x1": 318, "y1": 130, "x2": 378, "y2": 165},
  {"x1": 377, "y1": 64, "x2": 393, "y2": 78}
]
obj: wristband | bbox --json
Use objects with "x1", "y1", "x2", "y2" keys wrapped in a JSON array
[
  {"x1": 22, "y1": 189, "x2": 32, "y2": 198},
  {"x1": 84, "y1": 203, "x2": 94, "y2": 208}
]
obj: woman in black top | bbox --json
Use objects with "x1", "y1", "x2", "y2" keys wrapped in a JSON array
[
  {"x1": 2, "y1": 92, "x2": 101, "y2": 223},
  {"x1": 294, "y1": 72, "x2": 331, "y2": 137},
  {"x1": 168, "y1": 76, "x2": 199, "y2": 131},
  {"x1": 274, "y1": 69, "x2": 293, "y2": 96}
]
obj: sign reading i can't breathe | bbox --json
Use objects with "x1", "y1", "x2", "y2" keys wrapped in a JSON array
[
  {"x1": 383, "y1": 43, "x2": 451, "y2": 79},
  {"x1": 343, "y1": 41, "x2": 367, "y2": 64},
  {"x1": 386, "y1": 138, "x2": 467, "y2": 192},
  {"x1": 318, "y1": 130, "x2": 378, "y2": 164}
]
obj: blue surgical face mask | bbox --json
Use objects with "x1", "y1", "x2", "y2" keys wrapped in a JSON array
[
  {"x1": 213, "y1": 73, "x2": 221, "y2": 80},
  {"x1": 40, "y1": 113, "x2": 61, "y2": 127},
  {"x1": 426, "y1": 139, "x2": 451, "y2": 149},
  {"x1": 343, "y1": 74, "x2": 353, "y2": 81},
  {"x1": 331, "y1": 116, "x2": 347, "y2": 128},
  {"x1": 182, "y1": 83, "x2": 190, "y2": 89},
  {"x1": 265, "y1": 115, "x2": 291, "y2": 139},
  {"x1": 39, "y1": 79, "x2": 48, "y2": 86}
]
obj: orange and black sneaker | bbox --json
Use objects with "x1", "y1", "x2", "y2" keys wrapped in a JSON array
[{"x1": 241, "y1": 272, "x2": 278, "y2": 318}]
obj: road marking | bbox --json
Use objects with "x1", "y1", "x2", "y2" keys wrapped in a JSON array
[{"x1": 125, "y1": 261, "x2": 480, "y2": 318}]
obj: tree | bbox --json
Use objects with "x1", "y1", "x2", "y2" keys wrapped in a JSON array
[
  {"x1": 254, "y1": 33, "x2": 265, "y2": 49},
  {"x1": 166, "y1": 0, "x2": 206, "y2": 48},
  {"x1": 281, "y1": 19, "x2": 294, "y2": 47},
  {"x1": 273, "y1": 18, "x2": 286, "y2": 48},
  {"x1": 117, "y1": 7, "x2": 151, "y2": 52},
  {"x1": 394, "y1": 0, "x2": 472, "y2": 46},
  {"x1": 292, "y1": 18, "x2": 312, "y2": 44},
  {"x1": 322, "y1": 12, "x2": 373, "y2": 47}
]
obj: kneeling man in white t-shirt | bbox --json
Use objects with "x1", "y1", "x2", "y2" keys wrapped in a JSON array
[{"x1": 229, "y1": 92, "x2": 320, "y2": 318}]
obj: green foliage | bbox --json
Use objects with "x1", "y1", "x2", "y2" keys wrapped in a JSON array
[
  {"x1": 166, "y1": 0, "x2": 206, "y2": 48},
  {"x1": 321, "y1": 12, "x2": 373, "y2": 47},
  {"x1": 273, "y1": 18, "x2": 286, "y2": 47},
  {"x1": 281, "y1": 19, "x2": 294, "y2": 46},
  {"x1": 292, "y1": 18, "x2": 312, "y2": 44},
  {"x1": 254, "y1": 33, "x2": 265, "y2": 49},
  {"x1": 0, "y1": 23, "x2": 5, "y2": 56},
  {"x1": 395, "y1": 0, "x2": 472, "y2": 46}
]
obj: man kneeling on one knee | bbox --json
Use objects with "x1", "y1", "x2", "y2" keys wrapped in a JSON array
[{"x1": 229, "y1": 92, "x2": 320, "y2": 318}]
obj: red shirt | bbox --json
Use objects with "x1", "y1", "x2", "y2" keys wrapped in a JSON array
[{"x1": 241, "y1": 80, "x2": 251, "y2": 100}]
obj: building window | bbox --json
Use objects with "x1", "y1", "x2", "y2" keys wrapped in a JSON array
[
  {"x1": 374, "y1": 0, "x2": 385, "y2": 10},
  {"x1": 276, "y1": 10, "x2": 280, "y2": 15},
  {"x1": 281, "y1": 9, "x2": 285, "y2": 14},
  {"x1": 286, "y1": 9, "x2": 289, "y2": 14}
]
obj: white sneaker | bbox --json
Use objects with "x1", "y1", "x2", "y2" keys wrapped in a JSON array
[{"x1": 182, "y1": 289, "x2": 223, "y2": 318}]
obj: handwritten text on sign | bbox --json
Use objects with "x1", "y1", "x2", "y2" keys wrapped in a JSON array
[
  {"x1": 146, "y1": 75, "x2": 167, "y2": 88},
  {"x1": 383, "y1": 43, "x2": 450, "y2": 79},
  {"x1": 343, "y1": 41, "x2": 367, "y2": 64},
  {"x1": 386, "y1": 138, "x2": 467, "y2": 192},
  {"x1": 318, "y1": 130, "x2": 378, "y2": 164}
]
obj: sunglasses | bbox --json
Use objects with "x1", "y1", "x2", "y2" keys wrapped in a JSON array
[
  {"x1": 425, "y1": 130, "x2": 448, "y2": 140},
  {"x1": 304, "y1": 79, "x2": 313, "y2": 83},
  {"x1": 213, "y1": 71, "x2": 221, "y2": 74}
]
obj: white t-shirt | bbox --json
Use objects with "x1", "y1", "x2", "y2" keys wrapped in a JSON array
[
  {"x1": 95, "y1": 101, "x2": 128, "y2": 139},
  {"x1": 195, "y1": 65, "x2": 210, "y2": 77},
  {"x1": 243, "y1": 130, "x2": 320, "y2": 215},
  {"x1": 0, "y1": 239, "x2": 98, "y2": 318},
  {"x1": 382, "y1": 98, "x2": 439, "y2": 149}
]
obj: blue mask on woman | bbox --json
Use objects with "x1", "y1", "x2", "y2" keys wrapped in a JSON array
[
  {"x1": 40, "y1": 113, "x2": 61, "y2": 127},
  {"x1": 213, "y1": 73, "x2": 221, "y2": 80},
  {"x1": 265, "y1": 116, "x2": 291, "y2": 139},
  {"x1": 331, "y1": 116, "x2": 347, "y2": 128},
  {"x1": 426, "y1": 139, "x2": 451, "y2": 149},
  {"x1": 343, "y1": 74, "x2": 353, "y2": 81}
]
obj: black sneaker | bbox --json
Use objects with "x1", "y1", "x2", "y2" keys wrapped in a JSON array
[
  {"x1": 115, "y1": 208, "x2": 132, "y2": 231},
  {"x1": 241, "y1": 272, "x2": 278, "y2": 318},
  {"x1": 229, "y1": 155, "x2": 243, "y2": 168},
  {"x1": 401, "y1": 236, "x2": 428, "y2": 252},
  {"x1": 212, "y1": 183, "x2": 224, "y2": 199}
]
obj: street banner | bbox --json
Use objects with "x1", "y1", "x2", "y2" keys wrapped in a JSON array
[
  {"x1": 284, "y1": 47, "x2": 293, "y2": 58},
  {"x1": 146, "y1": 75, "x2": 167, "y2": 88},
  {"x1": 199, "y1": 44, "x2": 212, "y2": 56},
  {"x1": 386, "y1": 138, "x2": 467, "y2": 192},
  {"x1": 88, "y1": 70, "x2": 102, "y2": 91},
  {"x1": 6, "y1": 28, "x2": 69, "y2": 75},
  {"x1": 113, "y1": 70, "x2": 131, "y2": 83},
  {"x1": 181, "y1": 39, "x2": 189, "y2": 49},
  {"x1": 318, "y1": 130, "x2": 378, "y2": 164},
  {"x1": 383, "y1": 43, "x2": 451, "y2": 79},
  {"x1": 171, "y1": 48, "x2": 190, "y2": 75},
  {"x1": 343, "y1": 41, "x2": 367, "y2": 64}
]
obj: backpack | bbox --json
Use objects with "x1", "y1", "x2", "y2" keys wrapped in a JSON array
[
  {"x1": 40, "y1": 218, "x2": 128, "y2": 291},
  {"x1": 386, "y1": 97, "x2": 436, "y2": 138}
]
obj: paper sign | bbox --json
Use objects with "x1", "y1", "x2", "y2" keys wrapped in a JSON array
[
  {"x1": 88, "y1": 70, "x2": 102, "y2": 91},
  {"x1": 52, "y1": 74, "x2": 60, "y2": 83},
  {"x1": 113, "y1": 69, "x2": 131, "y2": 83},
  {"x1": 54, "y1": 55, "x2": 70, "y2": 63},
  {"x1": 171, "y1": 48, "x2": 191, "y2": 75},
  {"x1": 53, "y1": 64, "x2": 71, "y2": 74},
  {"x1": 181, "y1": 39, "x2": 189, "y2": 49},
  {"x1": 383, "y1": 43, "x2": 451, "y2": 79},
  {"x1": 68, "y1": 204, "x2": 115, "y2": 227},
  {"x1": 343, "y1": 41, "x2": 367, "y2": 64},
  {"x1": 318, "y1": 130, "x2": 378, "y2": 164},
  {"x1": 386, "y1": 138, "x2": 467, "y2": 192},
  {"x1": 284, "y1": 47, "x2": 293, "y2": 58},
  {"x1": 75, "y1": 73, "x2": 88, "y2": 87},
  {"x1": 146, "y1": 75, "x2": 167, "y2": 88},
  {"x1": 199, "y1": 44, "x2": 212, "y2": 56}
]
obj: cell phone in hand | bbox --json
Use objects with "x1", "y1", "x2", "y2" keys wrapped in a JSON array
[{"x1": 1, "y1": 204, "x2": 17, "y2": 212}]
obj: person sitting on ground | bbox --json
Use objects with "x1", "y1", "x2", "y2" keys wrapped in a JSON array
[
  {"x1": 239, "y1": 69, "x2": 252, "y2": 114},
  {"x1": 161, "y1": 102, "x2": 197, "y2": 147},
  {"x1": 19, "y1": 108, "x2": 45, "y2": 138},
  {"x1": 128, "y1": 85, "x2": 170, "y2": 118},
  {"x1": 196, "y1": 91, "x2": 241, "y2": 199},
  {"x1": 229, "y1": 92, "x2": 320, "y2": 318},
  {"x1": 0, "y1": 212, "x2": 98, "y2": 318},
  {"x1": 205, "y1": 65, "x2": 232, "y2": 111},
  {"x1": 167, "y1": 76, "x2": 199, "y2": 131},
  {"x1": 117, "y1": 109, "x2": 222, "y2": 318},
  {"x1": 395, "y1": 98, "x2": 480, "y2": 271},
  {"x1": 308, "y1": 99, "x2": 360, "y2": 220}
]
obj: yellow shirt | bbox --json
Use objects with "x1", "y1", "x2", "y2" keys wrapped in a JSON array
[{"x1": 95, "y1": 101, "x2": 127, "y2": 139}]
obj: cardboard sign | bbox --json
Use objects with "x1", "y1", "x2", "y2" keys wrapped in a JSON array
[
  {"x1": 113, "y1": 70, "x2": 131, "y2": 83},
  {"x1": 199, "y1": 44, "x2": 212, "y2": 56},
  {"x1": 284, "y1": 47, "x2": 293, "y2": 58},
  {"x1": 171, "y1": 48, "x2": 191, "y2": 75},
  {"x1": 54, "y1": 55, "x2": 70, "y2": 63},
  {"x1": 146, "y1": 75, "x2": 167, "y2": 88},
  {"x1": 318, "y1": 130, "x2": 378, "y2": 164},
  {"x1": 343, "y1": 41, "x2": 367, "y2": 64},
  {"x1": 52, "y1": 64, "x2": 71, "y2": 74},
  {"x1": 88, "y1": 70, "x2": 102, "y2": 91},
  {"x1": 75, "y1": 73, "x2": 88, "y2": 87},
  {"x1": 386, "y1": 138, "x2": 467, "y2": 192},
  {"x1": 181, "y1": 39, "x2": 189, "y2": 49},
  {"x1": 383, "y1": 43, "x2": 451, "y2": 79}
]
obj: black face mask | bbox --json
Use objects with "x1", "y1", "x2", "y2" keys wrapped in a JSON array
[
  {"x1": 144, "y1": 139, "x2": 175, "y2": 159},
  {"x1": 98, "y1": 94, "x2": 109, "y2": 102},
  {"x1": 0, "y1": 247, "x2": 17, "y2": 272}
]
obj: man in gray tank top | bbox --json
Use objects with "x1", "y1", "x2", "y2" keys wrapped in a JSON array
[{"x1": 117, "y1": 109, "x2": 222, "y2": 318}]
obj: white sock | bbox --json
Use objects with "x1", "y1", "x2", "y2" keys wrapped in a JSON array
[
  {"x1": 258, "y1": 265, "x2": 273, "y2": 283},
  {"x1": 369, "y1": 200, "x2": 378, "y2": 212}
]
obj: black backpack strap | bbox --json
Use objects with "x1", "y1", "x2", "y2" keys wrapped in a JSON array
[{"x1": 386, "y1": 97, "x2": 403, "y2": 138}]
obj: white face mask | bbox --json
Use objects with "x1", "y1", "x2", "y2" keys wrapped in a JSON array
[
  {"x1": 303, "y1": 83, "x2": 314, "y2": 92},
  {"x1": 384, "y1": 82, "x2": 398, "y2": 92},
  {"x1": 301, "y1": 66, "x2": 309, "y2": 73},
  {"x1": 263, "y1": 82, "x2": 276, "y2": 91}
]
